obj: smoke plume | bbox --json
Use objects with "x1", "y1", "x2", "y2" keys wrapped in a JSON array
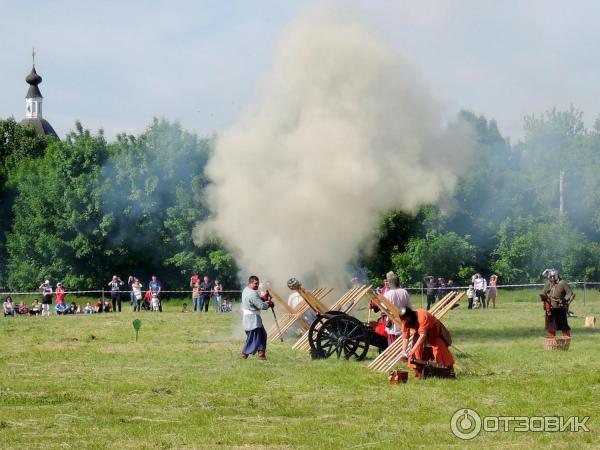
[{"x1": 195, "y1": 6, "x2": 473, "y2": 289}]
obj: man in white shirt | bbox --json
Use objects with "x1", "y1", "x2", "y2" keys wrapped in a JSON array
[
  {"x1": 383, "y1": 271, "x2": 412, "y2": 345},
  {"x1": 472, "y1": 273, "x2": 488, "y2": 308}
]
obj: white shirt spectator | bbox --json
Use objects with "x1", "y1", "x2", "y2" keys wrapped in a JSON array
[
  {"x1": 384, "y1": 288, "x2": 412, "y2": 336},
  {"x1": 474, "y1": 277, "x2": 487, "y2": 291}
]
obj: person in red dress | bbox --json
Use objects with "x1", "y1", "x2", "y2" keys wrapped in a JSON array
[{"x1": 399, "y1": 307, "x2": 454, "y2": 379}]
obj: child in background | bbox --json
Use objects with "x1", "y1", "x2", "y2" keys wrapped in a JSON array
[
  {"x1": 181, "y1": 303, "x2": 191, "y2": 313},
  {"x1": 151, "y1": 293, "x2": 160, "y2": 312},
  {"x1": 467, "y1": 284, "x2": 475, "y2": 310},
  {"x1": 30, "y1": 299, "x2": 41, "y2": 315},
  {"x1": 16, "y1": 301, "x2": 29, "y2": 315},
  {"x1": 83, "y1": 302, "x2": 94, "y2": 314}
]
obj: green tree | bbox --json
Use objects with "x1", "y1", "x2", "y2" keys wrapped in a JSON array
[
  {"x1": 0, "y1": 119, "x2": 53, "y2": 288},
  {"x1": 391, "y1": 230, "x2": 476, "y2": 287},
  {"x1": 491, "y1": 215, "x2": 600, "y2": 283},
  {"x1": 6, "y1": 122, "x2": 109, "y2": 289},
  {"x1": 101, "y1": 119, "x2": 237, "y2": 288}
]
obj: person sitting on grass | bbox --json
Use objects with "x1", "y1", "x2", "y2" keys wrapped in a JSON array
[
  {"x1": 29, "y1": 299, "x2": 41, "y2": 316},
  {"x1": 95, "y1": 299, "x2": 111, "y2": 313},
  {"x1": 181, "y1": 303, "x2": 191, "y2": 313},
  {"x1": 83, "y1": 302, "x2": 94, "y2": 314},
  {"x1": 3, "y1": 296, "x2": 15, "y2": 317},
  {"x1": 55, "y1": 300, "x2": 69, "y2": 315},
  {"x1": 17, "y1": 301, "x2": 29, "y2": 315},
  {"x1": 68, "y1": 302, "x2": 79, "y2": 314}
]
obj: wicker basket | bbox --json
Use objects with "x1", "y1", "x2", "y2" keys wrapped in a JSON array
[{"x1": 542, "y1": 336, "x2": 571, "y2": 351}]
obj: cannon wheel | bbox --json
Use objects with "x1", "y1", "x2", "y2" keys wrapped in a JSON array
[
  {"x1": 315, "y1": 314, "x2": 370, "y2": 361},
  {"x1": 308, "y1": 311, "x2": 345, "y2": 356}
]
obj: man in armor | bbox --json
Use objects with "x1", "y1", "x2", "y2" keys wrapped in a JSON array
[{"x1": 540, "y1": 269, "x2": 574, "y2": 337}]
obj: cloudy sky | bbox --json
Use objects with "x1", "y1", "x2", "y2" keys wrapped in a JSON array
[{"x1": 1, "y1": 0, "x2": 599, "y2": 141}]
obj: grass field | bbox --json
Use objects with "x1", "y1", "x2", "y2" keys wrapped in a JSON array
[{"x1": 1, "y1": 288, "x2": 599, "y2": 449}]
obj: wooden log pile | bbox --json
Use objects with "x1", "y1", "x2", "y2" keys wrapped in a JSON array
[
  {"x1": 291, "y1": 285, "x2": 372, "y2": 352},
  {"x1": 267, "y1": 288, "x2": 333, "y2": 343}
]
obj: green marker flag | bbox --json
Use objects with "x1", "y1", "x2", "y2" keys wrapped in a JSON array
[{"x1": 132, "y1": 319, "x2": 142, "y2": 342}]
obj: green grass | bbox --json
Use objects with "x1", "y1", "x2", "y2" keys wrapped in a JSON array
[{"x1": 1, "y1": 289, "x2": 599, "y2": 449}]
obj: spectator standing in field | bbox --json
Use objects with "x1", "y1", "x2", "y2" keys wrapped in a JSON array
[
  {"x1": 200, "y1": 275, "x2": 213, "y2": 313},
  {"x1": 213, "y1": 279, "x2": 223, "y2": 312},
  {"x1": 488, "y1": 275, "x2": 498, "y2": 308},
  {"x1": 39, "y1": 280, "x2": 53, "y2": 316},
  {"x1": 108, "y1": 275, "x2": 124, "y2": 312},
  {"x1": 447, "y1": 280, "x2": 456, "y2": 292},
  {"x1": 383, "y1": 271, "x2": 413, "y2": 345},
  {"x1": 55, "y1": 282, "x2": 65, "y2": 305},
  {"x1": 423, "y1": 276, "x2": 437, "y2": 310},
  {"x1": 30, "y1": 299, "x2": 41, "y2": 316},
  {"x1": 466, "y1": 284, "x2": 475, "y2": 309},
  {"x1": 191, "y1": 276, "x2": 201, "y2": 312},
  {"x1": 148, "y1": 275, "x2": 162, "y2": 312},
  {"x1": 131, "y1": 278, "x2": 143, "y2": 312},
  {"x1": 436, "y1": 277, "x2": 447, "y2": 302},
  {"x1": 240, "y1": 275, "x2": 273, "y2": 360},
  {"x1": 127, "y1": 276, "x2": 136, "y2": 309},
  {"x1": 473, "y1": 273, "x2": 488, "y2": 309},
  {"x1": 3, "y1": 296, "x2": 15, "y2": 317}
]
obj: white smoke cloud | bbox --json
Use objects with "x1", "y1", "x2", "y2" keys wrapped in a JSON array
[{"x1": 195, "y1": 5, "x2": 473, "y2": 289}]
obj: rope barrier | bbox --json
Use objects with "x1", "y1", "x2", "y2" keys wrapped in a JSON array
[
  {"x1": 1, "y1": 281, "x2": 599, "y2": 297},
  {"x1": 0, "y1": 289, "x2": 245, "y2": 296}
]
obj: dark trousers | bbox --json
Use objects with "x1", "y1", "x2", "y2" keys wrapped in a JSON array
[
  {"x1": 476, "y1": 290, "x2": 486, "y2": 308},
  {"x1": 111, "y1": 292, "x2": 121, "y2": 312},
  {"x1": 468, "y1": 297, "x2": 474, "y2": 309},
  {"x1": 427, "y1": 294, "x2": 436, "y2": 310},
  {"x1": 200, "y1": 295, "x2": 210, "y2": 312}
]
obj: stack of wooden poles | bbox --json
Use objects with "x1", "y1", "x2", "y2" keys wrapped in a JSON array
[
  {"x1": 367, "y1": 290, "x2": 464, "y2": 373},
  {"x1": 267, "y1": 288, "x2": 333, "y2": 343},
  {"x1": 292, "y1": 285, "x2": 372, "y2": 352}
]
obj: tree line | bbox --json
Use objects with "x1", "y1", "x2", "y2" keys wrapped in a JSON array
[{"x1": 2, "y1": 107, "x2": 600, "y2": 291}]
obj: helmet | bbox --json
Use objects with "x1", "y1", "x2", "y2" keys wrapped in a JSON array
[
  {"x1": 287, "y1": 277, "x2": 300, "y2": 289},
  {"x1": 399, "y1": 307, "x2": 417, "y2": 323},
  {"x1": 544, "y1": 268, "x2": 559, "y2": 281}
]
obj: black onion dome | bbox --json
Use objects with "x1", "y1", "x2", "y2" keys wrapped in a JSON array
[
  {"x1": 26, "y1": 66, "x2": 42, "y2": 85},
  {"x1": 25, "y1": 66, "x2": 43, "y2": 98}
]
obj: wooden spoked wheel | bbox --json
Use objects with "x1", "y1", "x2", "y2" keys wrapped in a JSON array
[{"x1": 315, "y1": 314, "x2": 370, "y2": 361}]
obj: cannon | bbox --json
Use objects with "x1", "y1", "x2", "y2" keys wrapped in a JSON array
[
  {"x1": 288, "y1": 282, "x2": 387, "y2": 361},
  {"x1": 307, "y1": 311, "x2": 388, "y2": 360}
]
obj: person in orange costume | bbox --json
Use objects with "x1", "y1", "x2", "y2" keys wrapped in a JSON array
[{"x1": 399, "y1": 307, "x2": 454, "y2": 378}]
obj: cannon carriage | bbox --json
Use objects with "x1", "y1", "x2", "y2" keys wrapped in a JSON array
[
  {"x1": 306, "y1": 310, "x2": 388, "y2": 360},
  {"x1": 289, "y1": 284, "x2": 388, "y2": 361}
]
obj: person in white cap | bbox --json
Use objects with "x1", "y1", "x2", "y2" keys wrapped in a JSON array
[{"x1": 39, "y1": 280, "x2": 53, "y2": 316}]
